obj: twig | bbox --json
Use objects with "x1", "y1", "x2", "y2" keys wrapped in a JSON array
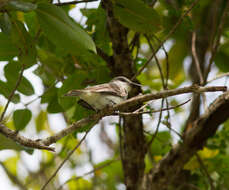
[
  {"x1": 207, "y1": 72, "x2": 229, "y2": 83},
  {"x1": 41, "y1": 130, "x2": 90, "y2": 190},
  {"x1": 57, "y1": 159, "x2": 119, "y2": 190},
  {"x1": 152, "y1": 34, "x2": 170, "y2": 87},
  {"x1": 0, "y1": 64, "x2": 25, "y2": 122},
  {"x1": 191, "y1": 31, "x2": 208, "y2": 110},
  {"x1": 147, "y1": 99, "x2": 164, "y2": 147},
  {"x1": 192, "y1": 31, "x2": 204, "y2": 85},
  {"x1": 145, "y1": 35, "x2": 165, "y2": 88},
  {"x1": 204, "y1": 0, "x2": 229, "y2": 82},
  {"x1": 195, "y1": 153, "x2": 215, "y2": 190},
  {"x1": 55, "y1": 0, "x2": 98, "y2": 6},
  {"x1": 118, "y1": 99, "x2": 191, "y2": 116},
  {"x1": 132, "y1": 0, "x2": 200, "y2": 80},
  {"x1": 118, "y1": 116, "x2": 124, "y2": 163}
]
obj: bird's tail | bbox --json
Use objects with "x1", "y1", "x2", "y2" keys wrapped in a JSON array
[{"x1": 64, "y1": 90, "x2": 83, "y2": 97}]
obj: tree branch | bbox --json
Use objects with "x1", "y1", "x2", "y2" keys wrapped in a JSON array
[
  {"x1": 41, "y1": 85, "x2": 226, "y2": 146},
  {"x1": 0, "y1": 123, "x2": 55, "y2": 151},
  {"x1": 0, "y1": 85, "x2": 226, "y2": 151},
  {"x1": 142, "y1": 91, "x2": 229, "y2": 189}
]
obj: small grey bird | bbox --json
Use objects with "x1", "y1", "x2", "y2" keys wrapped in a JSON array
[{"x1": 64, "y1": 76, "x2": 140, "y2": 111}]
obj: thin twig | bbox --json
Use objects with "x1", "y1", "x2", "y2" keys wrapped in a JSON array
[
  {"x1": 192, "y1": 31, "x2": 204, "y2": 85},
  {"x1": 55, "y1": 0, "x2": 98, "y2": 6},
  {"x1": 195, "y1": 153, "x2": 215, "y2": 190},
  {"x1": 57, "y1": 159, "x2": 119, "y2": 190},
  {"x1": 207, "y1": 72, "x2": 229, "y2": 83},
  {"x1": 118, "y1": 116, "x2": 124, "y2": 166},
  {"x1": 41, "y1": 130, "x2": 90, "y2": 190},
  {"x1": 132, "y1": 0, "x2": 200, "y2": 80},
  {"x1": 191, "y1": 31, "x2": 207, "y2": 110},
  {"x1": 118, "y1": 99, "x2": 191, "y2": 116},
  {"x1": 0, "y1": 64, "x2": 25, "y2": 122},
  {"x1": 152, "y1": 34, "x2": 170, "y2": 88},
  {"x1": 145, "y1": 35, "x2": 165, "y2": 88},
  {"x1": 147, "y1": 99, "x2": 164, "y2": 147}
]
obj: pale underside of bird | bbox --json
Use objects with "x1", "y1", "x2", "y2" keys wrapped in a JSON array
[{"x1": 64, "y1": 76, "x2": 139, "y2": 111}]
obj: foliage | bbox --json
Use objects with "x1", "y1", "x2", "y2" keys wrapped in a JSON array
[{"x1": 0, "y1": 0, "x2": 228, "y2": 189}]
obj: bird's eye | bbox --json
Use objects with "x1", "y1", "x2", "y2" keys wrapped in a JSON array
[{"x1": 119, "y1": 78, "x2": 126, "y2": 82}]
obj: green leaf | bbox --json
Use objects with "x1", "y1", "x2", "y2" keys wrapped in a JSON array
[
  {"x1": 13, "y1": 109, "x2": 32, "y2": 131},
  {"x1": 114, "y1": 0, "x2": 162, "y2": 34},
  {"x1": 215, "y1": 43, "x2": 229, "y2": 72},
  {"x1": 0, "y1": 33, "x2": 19, "y2": 61},
  {"x1": 11, "y1": 20, "x2": 37, "y2": 67},
  {"x1": 4, "y1": 62, "x2": 34, "y2": 96},
  {"x1": 35, "y1": 3, "x2": 96, "y2": 55},
  {"x1": 0, "y1": 13, "x2": 12, "y2": 35},
  {"x1": 150, "y1": 131, "x2": 172, "y2": 155},
  {"x1": 0, "y1": 80, "x2": 20, "y2": 104},
  {"x1": 33, "y1": 66, "x2": 56, "y2": 86},
  {"x1": 47, "y1": 96, "x2": 64, "y2": 113},
  {"x1": 164, "y1": 40, "x2": 187, "y2": 86},
  {"x1": 24, "y1": 11, "x2": 39, "y2": 37},
  {"x1": 81, "y1": 7, "x2": 111, "y2": 54},
  {"x1": 8, "y1": 0, "x2": 37, "y2": 12}
]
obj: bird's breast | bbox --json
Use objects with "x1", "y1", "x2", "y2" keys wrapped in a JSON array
[{"x1": 79, "y1": 92, "x2": 125, "y2": 110}]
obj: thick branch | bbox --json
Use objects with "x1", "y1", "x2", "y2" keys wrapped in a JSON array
[
  {"x1": 0, "y1": 123, "x2": 54, "y2": 151},
  {"x1": 0, "y1": 85, "x2": 226, "y2": 151},
  {"x1": 41, "y1": 85, "x2": 226, "y2": 146},
  {"x1": 143, "y1": 91, "x2": 229, "y2": 190}
]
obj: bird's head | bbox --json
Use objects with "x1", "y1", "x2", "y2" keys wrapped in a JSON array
[{"x1": 111, "y1": 76, "x2": 142, "y2": 92}]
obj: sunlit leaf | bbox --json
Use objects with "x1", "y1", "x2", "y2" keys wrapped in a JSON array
[{"x1": 35, "y1": 110, "x2": 49, "y2": 132}]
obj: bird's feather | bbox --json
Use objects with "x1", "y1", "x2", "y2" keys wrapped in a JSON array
[{"x1": 84, "y1": 82, "x2": 128, "y2": 97}]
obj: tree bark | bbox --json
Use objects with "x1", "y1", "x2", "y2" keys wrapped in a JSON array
[{"x1": 101, "y1": 1, "x2": 147, "y2": 189}]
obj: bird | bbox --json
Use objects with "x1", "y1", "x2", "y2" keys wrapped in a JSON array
[{"x1": 64, "y1": 76, "x2": 141, "y2": 111}]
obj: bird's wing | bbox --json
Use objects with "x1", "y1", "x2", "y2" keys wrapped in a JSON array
[{"x1": 85, "y1": 83, "x2": 128, "y2": 97}]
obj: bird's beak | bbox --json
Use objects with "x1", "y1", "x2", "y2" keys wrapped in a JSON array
[{"x1": 64, "y1": 90, "x2": 77, "y2": 97}]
